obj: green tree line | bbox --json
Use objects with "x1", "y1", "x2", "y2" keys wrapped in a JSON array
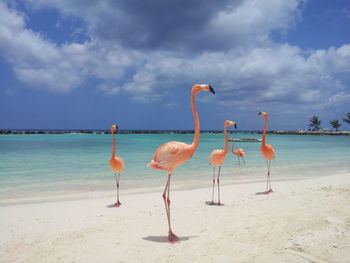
[{"x1": 308, "y1": 112, "x2": 350, "y2": 131}]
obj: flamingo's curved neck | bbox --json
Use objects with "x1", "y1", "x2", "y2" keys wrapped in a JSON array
[
  {"x1": 190, "y1": 90, "x2": 200, "y2": 151},
  {"x1": 223, "y1": 124, "x2": 229, "y2": 154},
  {"x1": 112, "y1": 130, "x2": 116, "y2": 158},
  {"x1": 262, "y1": 117, "x2": 267, "y2": 146}
]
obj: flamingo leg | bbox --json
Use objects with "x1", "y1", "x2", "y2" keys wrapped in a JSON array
[
  {"x1": 211, "y1": 166, "x2": 216, "y2": 205},
  {"x1": 114, "y1": 173, "x2": 121, "y2": 207},
  {"x1": 163, "y1": 174, "x2": 178, "y2": 243},
  {"x1": 238, "y1": 157, "x2": 240, "y2": 165},
  {"x1": 265, "y1": 159, "x2": 273, "y2": 194},
  {"x1": 265, "y1": 160, "x2": 269, "y2": 192},
  {"x1": 117, "y1": 173, "x2": 121, "y2": 206},
  {"x1": 242, "y1": 157, "x2": 246, "y2": 164},
  {"x1": 162, "y1": 175, "x2": 170, "y2": 230},
  {"x1": 267, "y1": 160, "x2": 273, "y2": 193},
  {"x1": 217, "y1": 166, "x2": 223, "y2": 205}
]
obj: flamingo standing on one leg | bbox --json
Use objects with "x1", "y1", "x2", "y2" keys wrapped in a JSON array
[
  {"x1": 258, "y1": 112, "x2": 275, "y2": 194},
  {"x1": 231, "y1": 142, "x2": 246, "y2": 164},
  {"x1": 148, "y1": 84, "x2": 215, "y2": 243},
  {"x1": 109, "y1": 125, "x2": 125, "y2": 207},
  {"x1": 209, "y1": 120, "x2": 237, "y2": 205}
]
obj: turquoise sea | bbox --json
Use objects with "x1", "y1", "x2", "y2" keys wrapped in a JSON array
[{"x1": 0, "y1": 133, "x2": 349, "y2": 202}]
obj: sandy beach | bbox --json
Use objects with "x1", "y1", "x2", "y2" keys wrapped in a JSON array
[{"x1": 1, "y1": 172, "x2": 350, "y2": 263}]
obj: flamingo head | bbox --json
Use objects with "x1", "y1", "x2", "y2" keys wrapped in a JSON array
[
  {"x1": 111, "y1": 125, "x2": 119, "y2": 133},
  {"x1": 258, "y1": 111, "x2": 268, "y2": 118},
  {"x1": 192, "y1": 84, "x2": 215, "y2": 94},
  {"x1": 225, "y1": 120, "x2": 237, "y2": 129}
]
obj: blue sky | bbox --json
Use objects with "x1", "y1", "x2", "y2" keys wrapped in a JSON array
[{"x1": 0, "y1": 0, "x2": 349, "y2": 131}]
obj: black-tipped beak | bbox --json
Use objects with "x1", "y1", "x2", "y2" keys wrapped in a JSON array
[
  {"x1": 234, "y1": 123, "x2": 237, "y2": 129},
  {"x1": 208, "y1": 85, "x2": 215, "y2": 94},
  {"x1": 258, "y1": 112, "x2": 262, "y2": 115}
]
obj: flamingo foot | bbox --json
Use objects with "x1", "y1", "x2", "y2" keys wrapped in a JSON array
[
  {"x1": 113, "y1": 201, "x2": 122, "y2": 207},
  {"x1": 268, "y1": 189, "x2": 274, "y2": 194},
  {"x1": 208, "y1": 201, "x2": 216, "y2": 206},
  {"x1": 217, "y1": 202, "x2": 224, "y2": 206},
  {"x1": 168, "y1": 231, "x2": 179, "y2": 244}
]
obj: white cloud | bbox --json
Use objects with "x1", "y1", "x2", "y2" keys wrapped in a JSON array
[
  {"x1": 0, "y1": 0, "x2": 349, "y2": 115},
  {"x1": 0, "y1": 2, "x2": 143, "y2": 93},
  {"x1": 97, "y1": 83, "x2": 120, "y2": 96}
]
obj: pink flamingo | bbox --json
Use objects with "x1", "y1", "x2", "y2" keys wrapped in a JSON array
[
  {"x1": 231, "y1": 143, "x2": 246, "y2": 164},
  {"x1": 109, "y1": 125, "x2": 125, "y2": 207},
  {"x1": 209, "y1": 120, "x2": 237, "y2": 205},
  {"x1": 258, "y1": 112, "x2": 275, "y2": 194},
  {"x1": 148, "y1": 84, "x2": 215, "y2": 243}
]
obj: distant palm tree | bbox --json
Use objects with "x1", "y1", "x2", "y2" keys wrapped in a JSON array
[
  {"x1": 330, "y1": 119, "x2": 341, "y2": 131},
  {"x1": 342, "y1": 112, "x2": 350, "y2": 124},
  {"x1": 308, "y1": 115, "x2": 321, "y2": 131}
]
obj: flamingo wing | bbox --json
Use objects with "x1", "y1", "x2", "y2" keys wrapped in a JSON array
[
  {"x1": 262, "y1": 144, "x2": 275, "y2": 160},
  {"x1": 209, "y1": 149, "x2": 225, "y2": 166},
  {"x1": 150, "y1": 141, "x2": 191, "y2": 170}
]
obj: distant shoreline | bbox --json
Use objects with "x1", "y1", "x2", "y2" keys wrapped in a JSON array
[{"x1": 0, "y1": 129, "x2": 349, "y2": 135}]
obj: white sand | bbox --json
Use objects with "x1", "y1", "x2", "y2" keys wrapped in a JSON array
[{"x1": 1, "y1": 173, "x2": 350, "y2": 263}]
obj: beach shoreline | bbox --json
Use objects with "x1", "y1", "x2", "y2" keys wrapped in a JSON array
[
  {"x1": 1, "y1": 171, "x2": 349, "y2": 263},
  {"x1": 1, "y1": 157, "x2": 348, "y2": 206}
]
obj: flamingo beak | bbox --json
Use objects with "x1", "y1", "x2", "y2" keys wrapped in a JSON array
[
  {"x1": 208, "y1": 85, "x2": 215, "y2": 94},
  {"x1": 234, "y1": 123, "x2": 237, "y2": 129},
  {"x1": 258, "y1": 112, "x2": 262, "y2": 115}
]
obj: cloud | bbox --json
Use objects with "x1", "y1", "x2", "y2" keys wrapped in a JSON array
[
  {"x1": 24, "y1": 0, "x2": 302, "y2": 51},
  {"x1": 118, "y1": 43, "x2": 350, "y2": 111},
  {"x1": 97, "y1": 83, "x2": 120, "y2": 96},
  {"x1": 0, "y1": 1, "x2": 142, "y2": 93},
  {"x1": 26, "y1": 0, "x2": 239, "y2": 50},
  {"x1": 0, "y1": 0, "x2": 349, "y2": 115}
]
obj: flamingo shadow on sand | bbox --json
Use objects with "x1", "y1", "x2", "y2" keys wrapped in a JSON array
[
  {"x1": 106, "y1": 203, "x2": 122, "y2": 208},
  {"x1": 205, "y1": 201, "x2": 224, "y2": 206},
  {"x1": 255, "y1": 190, "x2": 273, "y2": 195},
  {"x1": 142, "y1": 235, "x2": 197, "y2": 243}
]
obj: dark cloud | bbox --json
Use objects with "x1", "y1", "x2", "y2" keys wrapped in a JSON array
[
  {"x1": 25, "y1": 0, "x2": 304, "y2": 53},
  {"x1": 92, "y1": 0, "x2": 239, "y2": 50}
]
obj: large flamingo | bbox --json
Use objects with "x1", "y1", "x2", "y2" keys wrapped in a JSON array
[
  {"x1": 148, "y1": 84, "x2": 215, "y2": 243},
  {"x1": 258, "y1": 112, "x2": 275, "y2": 194},
  {"x1": 231, "y1": 142, "x2": 246, "y2": 164},
  {"x1": 209, "y1": 120, "x2": 237, "y2": 205},
  {"x1": 109, "y1": 125, "x2": 125, "y2": 207}
]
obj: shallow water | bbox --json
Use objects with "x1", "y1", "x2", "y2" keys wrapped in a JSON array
[{"x1": 0, "y1": 133, "x2": 349, "y2": 200}]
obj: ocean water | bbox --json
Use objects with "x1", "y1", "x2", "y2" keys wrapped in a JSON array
[{"x1": 0, "y1": 133, "x2": 349, "y2": 201}]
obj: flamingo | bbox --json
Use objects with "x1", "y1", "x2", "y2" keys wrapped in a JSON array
[
  {"x1": 148, "y1": 84, "x2": 215, "y2": 243},
  {"x1": 209, "y1": 120, "x2": 237, "y2": 205},
  {"x1": 109, "y1": 125, "x2": 125, "y2": 207},
  {"x1": 258, "y1": 112, "x2": 275, "y2": 194},
  {"x1": 231, "y1": 143, "x2": 246, "y2": 164}
]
